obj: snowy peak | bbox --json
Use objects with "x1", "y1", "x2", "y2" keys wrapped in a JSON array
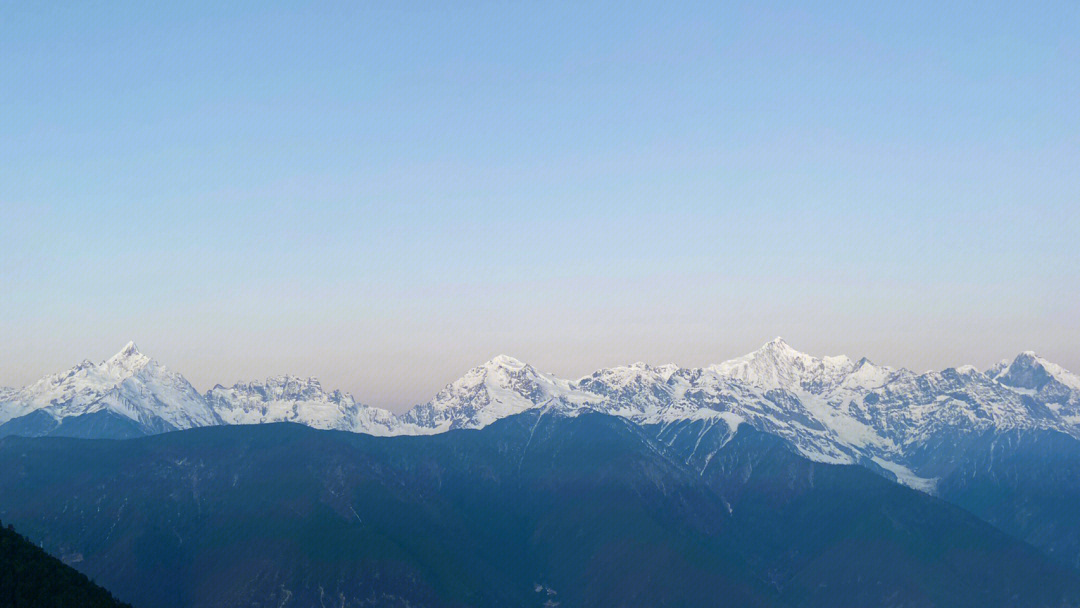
[
  {"x1": 466, "y1": 355, "x2": 542, "y2": 391},
  {"x1": 763, "y1": 336, "x2": 797, "y2": 353},
  {"x1": 114, "y1": 340, "x2": 141, "y2": 358},
  {"x1": 234, "y1": 375, "x2": 335, "y2": 401},
  {"x1": 402, "y1": 355, "x2": 597, "y2": 432},
  {"x1": 482, "y1": 354, "x2": 529, "y2": 371},
  {"x1": 746, "y1": 337, "x2": 811, "y2": 365},
  {"x1": 709, "y1": 338, "x2": 855, "y2": 393},
  {"x1": 572, "y1": 362, "x2": 689, "y2": 421},
  {"x1": 206, "y1": 375, "x2": 400, "y2": 434},
  {"x1": 0, "y1": 341, "x2": 218, "y2": 431},
  {"x1": 995, "y1": 352, "x2": 1080, "y2": 393},
  {"x1": 839, "y1": 357, "x2": 896, "y2": 392},
  {"x1": 101, "y1": 340, "x2": 152, "y2": 378},
  {"x1": 579, "y1": 361, "x2": 680, "y2": 389},
  {"x1": 465, "y1": 355, "x2": 548, "y2": 392}
]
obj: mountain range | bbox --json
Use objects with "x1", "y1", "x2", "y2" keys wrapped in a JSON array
[
  {"x1": 2, "y1": 414, "x2": 1078, "y2": 608},
  {"x1": 3, "y1": 338, "x2": 1078, "y2": 494},
  {"x1": 5, "y1": 340, "x2": 1080, "y2": 606}
]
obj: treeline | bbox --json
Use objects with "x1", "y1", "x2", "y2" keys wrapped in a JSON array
[{"x1": 0, "y1": 519, "x2": 132, "y2": 608}]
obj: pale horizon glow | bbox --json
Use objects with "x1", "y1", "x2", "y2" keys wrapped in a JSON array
[
  {"x1": 2, "y1": 336, "x2": 1075, "y2": 414},
  {"x1": 2, "y1": 2, "x2": 1078, "y2": 411}
]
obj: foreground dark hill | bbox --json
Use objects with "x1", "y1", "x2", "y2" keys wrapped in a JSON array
[
  {"x1": 934, "y1": 428, "x2": 1080, "y2": 571},
  {"x1": 0, "y1": 519, "x2": 132, "y2": 608},
  {"x1": 0, "y1": 412, "x2": 1077, "y2": 608}
]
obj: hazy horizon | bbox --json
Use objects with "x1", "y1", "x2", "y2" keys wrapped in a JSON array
[
  {"x1": 3, "y1": 2, "x2": 1078, "y2": 410},
  {"x1": 2, "y1": 336, "x2": 1075, "y2": 413}
]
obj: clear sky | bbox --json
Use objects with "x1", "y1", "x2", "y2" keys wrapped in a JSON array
[{"x1": 2, "y1": 1, "x2": 1078, "y2": 411}]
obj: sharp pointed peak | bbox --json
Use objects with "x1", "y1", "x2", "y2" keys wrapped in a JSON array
[
  {"x1": 992, "y1": 350, "x2": 1080, "y2": 391},
  {"x1": 1004, "y1": 351, "x2": 1050, "y2": 371},
  {"x1": 102, "y1": 340, "x2": 152, "y2": 373},
  {"x1": 748, "y1": 338, "x2": 855, "y2": 366},
  {"x1": 1011, "y1": 351, "x2": 1080, "y2": 376},
  {"x1": 754, "y1": 337, "x2": 810, "y2": 356},
  {"x1": 105, "y1": 340, "x2": 147, "y2": 363},
  {"x1": 750, "y1": 336, "x2": 807, "y2": 358}
]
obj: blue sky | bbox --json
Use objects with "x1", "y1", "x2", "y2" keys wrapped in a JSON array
[{"x1": 2, "y1": 1, "x2": 1078, "y2": 409}]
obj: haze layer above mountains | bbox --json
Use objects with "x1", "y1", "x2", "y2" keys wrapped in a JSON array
[{"x1": 2, "y1": 338, "x2": 1078, "y2": 494}]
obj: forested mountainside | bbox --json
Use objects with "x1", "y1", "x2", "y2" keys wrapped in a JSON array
[
  {"x1": 1, "y1": 412, "x2": 1077, "y2": 608},
  {"x1": 0, "y1": 518, "x2": 132, "y2": 608}
]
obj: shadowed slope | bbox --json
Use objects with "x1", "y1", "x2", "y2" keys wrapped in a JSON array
[
  {"x1": 0, "y1": 519, "x2": 132, "y2": 608},
  {"x1": 0, "y1": 412, "x2": 1077, "y2": 608}
]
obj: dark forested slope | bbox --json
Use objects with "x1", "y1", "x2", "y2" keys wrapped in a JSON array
[
  {"x1": 0, "y1": 412, "x2": 1077, "y2": 608},
  {"x1": 0, "y1": 519, "x2": 131, "y2": 608}
]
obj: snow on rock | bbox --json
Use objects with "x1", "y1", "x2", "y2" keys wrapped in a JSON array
[
  {"x1": 4, "y1": 338, "x2": 1080, "y2": 494},
  {"x1": 995, "y1": 351, "x2": 1080, "y2": 393},
  {"x1": 402, "y1": 355, "x2": 601, "y2": 432},
  {"x1": 0, "y1": 387, "x2": 21, "y2": 424},
  {"x1": 709, "y1": 337, "x2": 857, "y2": 394},
  {"x1": 576, "y1": 362, "x2": 683, "y2": 420},
  {"x1": 206, "y1": 375, "x2": 401, "y2": 435},
  {"x1": 0, "y1": 342, "x2": 219, "y2": 431}
]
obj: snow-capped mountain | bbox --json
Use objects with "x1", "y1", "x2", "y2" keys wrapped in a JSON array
[
  {"x1": 206, "y1": 375, "x2": 402, "y2": 435},
  {"x1": 643, "y1": 341, "x2": 1079, "y2": 488},
  {"x1": 0, "y1": 342, "x2": 219, "y2": 437},
  {"x1": 991, "y1": 351, "x2": 1080, "y2": 417},
  {"x1": 0, "y1": 343, "x2": 408, "y2": 438},
  {"x1": 993, "y1": 351, "x2": 1080, "y2": 390},
  {"x1": 395, "y1": 339, "x2": 1080, "y2": 491},
  {"x1": 4, "y1": 338, "x2": 1079, "y2": 493},
  {"x1": 709, "y1": 337, "x2": 861, "y2": 393},
  {"x1": 576, "y1": 361, "x2": 682, "y2": 419},
  {"x1": 401, "y1": 354, "x2": 601, "y2": 432}
]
